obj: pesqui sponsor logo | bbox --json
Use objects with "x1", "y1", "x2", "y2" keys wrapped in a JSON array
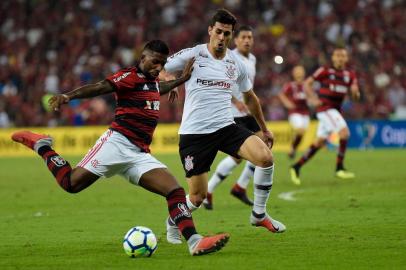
[{"x1": 196, "y1": 78, "x2": 231, "y2": 89}]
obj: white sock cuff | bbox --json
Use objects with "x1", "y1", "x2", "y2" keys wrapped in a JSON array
[
  {"x1": 256, "y1": 164, "x2": 274, "y2": 172},
  {"x1": 186, "y1": 195, "x2": 200, "y2": 211}
]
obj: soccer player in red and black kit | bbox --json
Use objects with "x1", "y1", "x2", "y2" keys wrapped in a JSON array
[
  {"x1": 11, "y1": 40, "x2": 229, "y2": 256},
  {"x1": 278, "y1": 65, "x2": 310, "y2": 159},
  {"x1": 290, "y1": 48, "x2": 360, "y2": 185}
]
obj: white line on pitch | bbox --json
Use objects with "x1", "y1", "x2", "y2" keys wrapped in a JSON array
[{"x1": 277, "y1": 190, "x2": 306, "y2": 201}]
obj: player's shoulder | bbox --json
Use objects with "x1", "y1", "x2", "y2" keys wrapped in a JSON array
[
  {"x1": 249, "y1": 53, "x2": 256, "y2": 63},
  {"x1": 169, "y1": 45, "x2": 198, "y2": 59}
]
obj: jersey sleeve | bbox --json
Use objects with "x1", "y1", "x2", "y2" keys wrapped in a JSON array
[
  {"x1": 164, "y1": 47, "x2": 195, "y2": 73},
  {"x1": 237, "y1": 62, "x2": 253, "y2": 93},
  {"x1": 312, "y1": 67, "x2": 326, "y2": 81},
  {"x1": 105, "y1": 68, "x2": 137, "y2": 91}
]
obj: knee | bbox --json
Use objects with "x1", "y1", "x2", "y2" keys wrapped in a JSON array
[
  {"x1": 254, "y1": 149, "x2": 274, "y2": 167},
  {"x1": 339, "y1": 128, "x2": 350, "y2": 140},
  {"x1": 296, "y1": 128, "x2": 306, "y2": 135}
]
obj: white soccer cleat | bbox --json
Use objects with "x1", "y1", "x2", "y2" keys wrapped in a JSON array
[
  {"x1": 250, "y1": 213, "x2": 286, "y2": 233},
  {"x1": 166, "y1": 217, "x2": 182, "y2": 244}
]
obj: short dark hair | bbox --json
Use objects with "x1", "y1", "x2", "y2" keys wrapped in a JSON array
[
  {"x1": 143, "y1": 40, "x2": 169, "y2": 55},
  {"x1": 234, "y1": 25, "x2": 253, "y2": 38},
  {"x1": 210, "y1": 9, "x2": 237, "y2": 30}
]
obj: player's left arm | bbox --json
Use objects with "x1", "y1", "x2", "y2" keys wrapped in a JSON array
[
  {"x1": 243, "y1": 89, "x2": 274, "y2": 148},
  {"x1": 159, "y1": 58, "x2": 194, "y2": 96},
  {"x1": 350, "y1": 75, "x2": 360, "y2": 101}
]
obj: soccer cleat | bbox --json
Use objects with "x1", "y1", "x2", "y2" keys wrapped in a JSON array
[
  {"x1": 290, "y1": 166, "x2": 301, "y2": 185},
  {"x1": 189, "y1": 233, "x2": 230, "y2": 256},
  {"x1": 335, "y1": 169, "x2": 355, "y2": 179},
  {"x1": 230, "y1": 185, "x2": 253, "y2": 206},
  {"x1": 166, "y1": 217, "x2": 182, "y2": 244},
  {"x1": 11, "y1": 130, "x2": 53, "y2": 152},
  {"x1": 202, "y1": 193, "x2": 213, "y2": 210},
  {"x1": 250, "y1": 213, "x2": 286, "y2": 233}
]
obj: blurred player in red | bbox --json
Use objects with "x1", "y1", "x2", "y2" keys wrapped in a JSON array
[
  {"x1": 290, "y1": 48, "x2": 360, "y2": 185},
  {"x1": 11, "y1": 40, "x2": 229, "y2": 256},
  {"x1": 278, "y1": 65, "x2": 310, "y2": 159}
]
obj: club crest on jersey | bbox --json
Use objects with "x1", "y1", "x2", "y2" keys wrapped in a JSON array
[
  {"x1": 184, "y1": 155, "x2": 194, "y2": 171},
  {"x1": 329, "y1": 74, "x2": 335, "y2": 80},
  {"x1": 50, "y1": 156, "x2": 66, "y2": 167},
  {"x1": 344, "y1": 74, "x2": 350, "y2": 83},
  {"x1": 177, "y1": 203, "x2": 192, "y2": 218},
  {"x1": 225, "y1": 65, "x2": 236, "y2": 79}
]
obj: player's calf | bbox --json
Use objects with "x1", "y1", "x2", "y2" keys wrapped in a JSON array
[{"x1": 12, "y1": 131, "x2": 75, "y2": 193}]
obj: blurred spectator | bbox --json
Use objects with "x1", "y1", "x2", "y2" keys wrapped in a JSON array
[{"x1": 0, "y1": 0, "x2": 405, "y2": 127}]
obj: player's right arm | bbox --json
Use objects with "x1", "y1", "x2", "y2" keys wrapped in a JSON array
[
  {"x1": 49, "y1": 80, "x2": 114, "y2": 111},
  {"x1": 304, "y1": 67, "x2": 323, "y2": 107},
  {"x1": 278, "y1": 84, "x2": 296, "y2": 110}
]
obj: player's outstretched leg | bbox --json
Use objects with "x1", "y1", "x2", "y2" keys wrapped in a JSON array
[
  {"x1": 11, "y1": 131, "x2": 98, "y2": 193},
  {"x1": 203, "y1": 156, "x2": 239, "y2": 210},
  {"x1": 238, "y1": 135, "x2": 286, "y2": 233},
  {"x1": 335, "y1": 128, "x2": 355, "y2": 179},
  {"x1": 250, "y1": 164, "x2": 286, "y2": 233},
  {"x1": 290, "y1": 139, "x2": 325, "y2": 185},
  {"x1": 139, "y1": 169, "x2": 229, "y2": 255},
  {"x1": 288, "y1": 132, "x2": 304, "y2": 159},
  {"x1": 230, "y1": 161, "x2": 255, "y2": 206}
]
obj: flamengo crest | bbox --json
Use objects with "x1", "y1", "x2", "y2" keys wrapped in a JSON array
[{"x1": 50, "y1": 156, "x2": 66, "y2": 167}]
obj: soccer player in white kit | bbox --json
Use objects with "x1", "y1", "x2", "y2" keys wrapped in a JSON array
[
  {"x1": 203, "y1": 25, "x2": 262, "y2": 210},
  {"x1": 164, "y1": 9, "x2": 286, "y2": 244}
]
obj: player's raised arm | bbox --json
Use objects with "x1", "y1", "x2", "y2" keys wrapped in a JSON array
[
  {"x1": 243, "y1": 90, "x2": 273, "y2": 148},
  {"x1": 49, "y1": 80, "x2": 114, "y2": 111},
  {"x1": 350, "y1": 76, "x2": 360, "y2": 101},
  {"x1": 159, "y1": 58, "x2": 195, "y2": 96},
  {"x1": 278, "y1": 89, "x2": 296, "y2": 110},
  {"x1": 303, "y1": 76, "x2": 321, "y2": 107}
]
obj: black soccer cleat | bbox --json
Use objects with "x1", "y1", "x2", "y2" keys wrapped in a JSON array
[{"x1": 230, "y1": 185, "x2": 253, "y2": 206}]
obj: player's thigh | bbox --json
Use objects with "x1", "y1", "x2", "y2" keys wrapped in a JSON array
[
  {"x1": 76, "y1": 130, "x2": 126, "y2": 177},
  {"x1": 237, "y1": 135, "x2": 273, "y2": 167},
  {"x1": 186, "y1": 173, "x2": 209, "y2": 197},
  {"x1": 179, "y1": 134, "x2": 218, "y2": 178},
  {"x1": 138, "y1": 168, "x2": 180, "y2": 197}
]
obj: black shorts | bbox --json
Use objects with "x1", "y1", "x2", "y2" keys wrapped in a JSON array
[
  {"x1": 179, "y1": 124, "x2": 253, "y2": 177},
  {"x1": 234, "y1": 115, "x2": 261, "y2": 133}
]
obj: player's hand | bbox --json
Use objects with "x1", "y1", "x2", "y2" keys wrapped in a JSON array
[
  {"x1": 181, "y1": 58, "x2": 195, "y2": 81},
  {"x1": 309, "y1": 97, "x2": 322, "y2": 107},
  {"x1": 234, "y1": 100, "x2": 249, "y2": 113},
  {"x1": 262, "y1": 129, "x2": 274, "y2": 149},
  {"x1": 352, "y1": 91, "x2": 360, "y2": 101},
  {"x1": 49, "y1": 94, "x2": 70, "y2": 111},
  {"x1": 168, "y1": 89, "x2": 179, "y2": 103}
]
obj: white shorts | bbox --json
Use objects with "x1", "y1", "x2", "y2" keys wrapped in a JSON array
[
  {"x1": 288, "y1": 113, "x2": 310, "y2": 130},
  {"x1": 316, "y1": 109, "x2": 348, "y2": 138},
  {"x1": 77, "y1": 130, "x2": 166, "y2": 185}
]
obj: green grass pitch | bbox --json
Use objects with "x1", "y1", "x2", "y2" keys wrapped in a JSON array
[{"x1": 0, "y1": 149, "x2": 405, "y2": 269}]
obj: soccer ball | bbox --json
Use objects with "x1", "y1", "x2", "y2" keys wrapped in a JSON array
[{"x1": 123, "y1": 226, "x2": 158, "y2": 257}]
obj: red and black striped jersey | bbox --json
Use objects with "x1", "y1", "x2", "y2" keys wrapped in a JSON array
[
  {"x1": 312, "y1": 66, "x2": 357, "y2": 112},
  {"x1": 281, "y1": 81, "x2": 309, "y2": 115},
  {"x1": 106, "y1": 66, "x2": 160, "y2": 153}
]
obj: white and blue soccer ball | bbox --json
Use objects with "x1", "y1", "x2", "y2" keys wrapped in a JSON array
[{"x1": 123, "y1": 226, "x2": 157, "y2": 257}]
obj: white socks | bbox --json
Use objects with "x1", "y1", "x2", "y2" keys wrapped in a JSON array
[
  {"x1": 186, "y1": 194, "x2": 200, "y2": 212},
  {"x1": 207, "y1": 156, "x2": 238, "y2": 193},
  {"x1": 236, "y1": 161, "x2": 255, "y2": 189},
  {"x1": 253, "y1": 165, "x2": 274, "y2": 215}
]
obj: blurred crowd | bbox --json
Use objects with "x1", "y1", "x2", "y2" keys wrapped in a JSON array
[{"x1": 0, "y1": 0, "x2": 405, "y2": 127}]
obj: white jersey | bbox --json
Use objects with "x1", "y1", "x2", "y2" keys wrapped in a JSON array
[
  {"x1": 231, "y1": 49, "x2": 256, "y2": 117},
  {"x1": 164, "y1": 44, "x2": 252, "y2": 134}
]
